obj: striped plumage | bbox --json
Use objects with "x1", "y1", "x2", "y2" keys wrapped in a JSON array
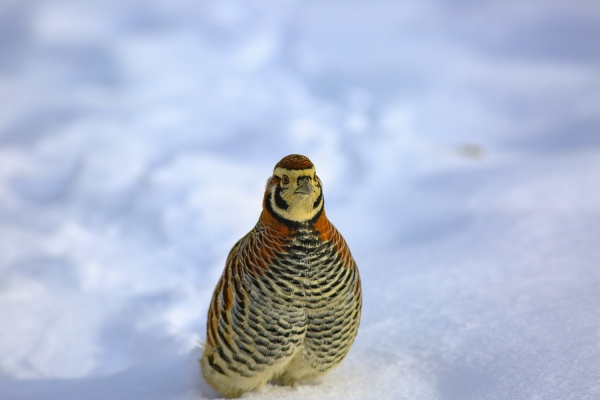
[{"x1": 200, "y1": 154, "x2": 362, "y2": 398}]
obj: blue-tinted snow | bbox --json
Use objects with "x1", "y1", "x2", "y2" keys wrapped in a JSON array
[{"x1": 1, "y1": 1, "x2": 599, "y2": 399}]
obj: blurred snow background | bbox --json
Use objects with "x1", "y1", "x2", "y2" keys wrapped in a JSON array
[{"x1": 1, "y1": 0, "x2": 599, "y2": 399}]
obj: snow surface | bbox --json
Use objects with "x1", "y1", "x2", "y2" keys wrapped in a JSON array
[{"x1": 1, "y1": 0, "x2": 600, "y2": 399}]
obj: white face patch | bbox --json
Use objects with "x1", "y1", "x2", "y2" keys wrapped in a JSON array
[{"x1": 270, "y1": 166, "x2": 323, "y2": 222}]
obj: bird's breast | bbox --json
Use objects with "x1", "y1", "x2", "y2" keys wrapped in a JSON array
[{"x1": 258, "y1": 226, "x2": 350, "y2": 310}]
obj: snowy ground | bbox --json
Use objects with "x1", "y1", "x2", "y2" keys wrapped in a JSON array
[{"x1": 1, "y1": 1, "x2": 600, "y2": 399}]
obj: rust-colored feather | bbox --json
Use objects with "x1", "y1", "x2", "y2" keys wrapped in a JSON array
[{"x1": 274, "y1": 154, "x2": 314, "y2": 170}]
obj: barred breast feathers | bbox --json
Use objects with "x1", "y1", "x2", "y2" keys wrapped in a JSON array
[{"x1": 203, "y1": 213, "x2": 360, "y2": 391}]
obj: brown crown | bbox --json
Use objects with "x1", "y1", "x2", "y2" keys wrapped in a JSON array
[{"x1": 274, "y1": 154, "x2": 314, "y2": 170}]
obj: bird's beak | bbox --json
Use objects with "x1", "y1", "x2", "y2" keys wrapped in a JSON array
[{"x1": 295, "y1": 180, "x2": 315, "y2": 195}]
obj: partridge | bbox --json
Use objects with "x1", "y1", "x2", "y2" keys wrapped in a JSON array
[{"x1": 200, "y1": 154, "x2": 361, "y2": 397}]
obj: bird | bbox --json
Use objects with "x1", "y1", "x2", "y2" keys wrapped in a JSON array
[{"x1": 200, "y1": 154, "x2": 362, "y2": 398}]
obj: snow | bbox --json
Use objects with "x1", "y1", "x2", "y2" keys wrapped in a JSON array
[{"x1": 1, "y1": 0, "x2": 600, "y2": 399}]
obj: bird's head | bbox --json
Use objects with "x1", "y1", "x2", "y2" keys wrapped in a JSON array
[{"x1": 265, "y1": 154, "x2": 324, "y2": 224}]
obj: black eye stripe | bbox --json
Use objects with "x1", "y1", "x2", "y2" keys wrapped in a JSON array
[
  {"x1": 312, "y1": 191, "x2": 323, "y2": 209},
  {"x1": 274, "y1": 187, "x2": 289, "y2": 210}
]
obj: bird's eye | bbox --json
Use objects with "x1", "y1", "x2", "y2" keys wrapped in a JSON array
[{"x1": 281, "y1": 175, "x2": 290, "y2": 185}]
